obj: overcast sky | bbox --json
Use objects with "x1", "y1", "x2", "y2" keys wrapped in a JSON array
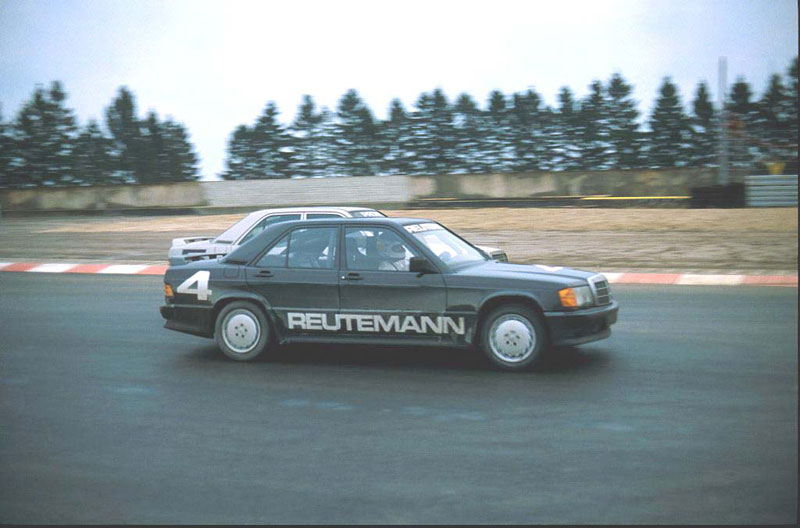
[{"x1": 1, "y1": 0, "x2": 797, "y2": 180}]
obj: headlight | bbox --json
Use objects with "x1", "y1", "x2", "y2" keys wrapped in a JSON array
[{"x1": 558, "y1": 285, "x2": 593, "y2": 308}]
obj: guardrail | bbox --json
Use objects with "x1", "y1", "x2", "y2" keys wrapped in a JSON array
[{"x1": 745, "y1": 174, "x2": 798, "y2": 207}]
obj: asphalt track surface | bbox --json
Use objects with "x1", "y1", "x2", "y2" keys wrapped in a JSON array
[{"x1": 0, "y1": 273, "x2": 796, "y2": 524}]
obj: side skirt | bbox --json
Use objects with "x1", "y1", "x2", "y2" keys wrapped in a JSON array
[{"x1": 280, "y1": 335, "x2": 472, "y2": 348}]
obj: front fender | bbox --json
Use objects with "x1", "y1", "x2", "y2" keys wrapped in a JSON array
[{"x1": 478, "y1": 290, "x2": 549, "y2": 315}]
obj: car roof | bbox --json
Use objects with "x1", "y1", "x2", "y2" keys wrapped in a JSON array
[
  {"x1": 243, "y1": 205, "x2": 378, "y2": 216},
  {"x1": 223, "y1": 217, "x2": 439, "y2": 264},
  {"x1": 215, "y1": 206, "x2": 381, "y2": 243}
]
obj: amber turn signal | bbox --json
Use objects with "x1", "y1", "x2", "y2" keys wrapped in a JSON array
[{"x1": 558, "y1": 287, "x2": 578, "y2": 307}]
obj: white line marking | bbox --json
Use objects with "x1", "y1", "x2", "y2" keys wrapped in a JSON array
[
  {"x1": 29, "y1": 263, "x2": 79, "y2": 273},
  {"x1": 602, "y1": 273, "x2": 623, "y2": 283},
  {"x1": 0, "y1": 263, "x2": 12, "y2": 270},
  {"x1": 97, "y1": 264, "x2": 149, "y2": 274},
  {"x1": 675, "y1": 274, "x2": 745, "y2": 285}
]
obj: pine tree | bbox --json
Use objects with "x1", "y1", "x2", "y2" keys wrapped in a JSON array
[
  {"x1": 726, "y1": 77, "x2": 759, "y2": 169},
  {"x1": 252, "y1": 102, "x2": 293, "y2": 179},
  {"x1": 161, "y1": 118, "x2": 199, "y2": 181},
  {"x1": 222, "y1": 125, "x2": 257, "y2": 180},
  {"x1": 44, "y1": 82, "x2": 79, "y2": 184},
  {"x1": 427, "y1": 88, "x2": 456, "y2": 173},
  {"x1": 379, "y1": 98, "x2": 415, "y2": 175},
  {"x1": 315, "y1": 107, "x2": 339, "y2": 177},
  {"x1": 332, "y1": 89, "x2": 379, "y2": 176},
  {"x1": 73, "y1": 120, "x2": 113, "y2": 185},
  {"x1": 409, "y1": 91, "x2": 433, "y2": 174},
  {"x1": 688, "y1": 82, "x2": 716, "y2": 167},
  {"x1": 509, "y1": 88, "x2": 548, "y2": 171},
  {"x1": 551, "y1": 87, "x2": 582, "y2": 170},
  {"x1": 138, "y1": 111, "x2": 166, "y2": 184},
  {"x1": 647, "y1": 78, "x2": 691, "y2": 168},
  {"x1": 755, "y1": 74, "x2": 792, "y2": 168},
  {"x1": 0, "y1": 106, "x2": 13, "y2": 188},
  {"x1": 485, "y1": 90, "x2": 514, "y2": 172},
  {"x1": 786, "y1": 57, "x2": 799, "y2": 173},
  {"x1": 606, "y1": 74, "x2": 642, "y2": 169},
  {"x1": 105, "y1": 87, "x2": 142, "y2": 183},
  {"x1": 11, "y1": 82, "x2": 79, "y2": 186},
  {"x1": 290, "y1": 95, "x2": 324, "y2": 178},
  {"x1": 577, "y1": 80, "x2": 611, "y2": 170},
  {"x1": 452, "y1": 93, "x2": 487, "y2": 173}
]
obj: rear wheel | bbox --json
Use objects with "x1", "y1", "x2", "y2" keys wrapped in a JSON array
[
  {"x1": 480, "y1": 304, "x2": 547, "y2": 371},
  {"x1": 214, "y1": 301, "x2": 270, "y2": 361}
]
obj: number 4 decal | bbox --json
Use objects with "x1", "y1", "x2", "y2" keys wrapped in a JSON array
[{"x1": 176, "y1": 270, "x2": 212, "y2": 301}]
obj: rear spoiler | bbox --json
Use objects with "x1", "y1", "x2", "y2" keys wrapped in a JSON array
[
  {"x1": 184, "y1": 251, "x2": 229, "y2": 263},
  {"x1": 171, "y1": 236, "x2": 215, "y2": 247}
]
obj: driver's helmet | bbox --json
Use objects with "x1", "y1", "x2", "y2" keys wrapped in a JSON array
[{"x1": 376, "y1": 232, "x2": 405, "y2": 261}]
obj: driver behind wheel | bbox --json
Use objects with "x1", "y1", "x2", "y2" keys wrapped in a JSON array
[{"x1": 376, "y1": 232, "x2": 408, "y2": 271}]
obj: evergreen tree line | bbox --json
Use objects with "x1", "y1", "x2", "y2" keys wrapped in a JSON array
[
  {"x1": 223, "y1": 57, "x2": 797, "y2": 180},
  {"x1": 0, "y1": 83, "x2": 199, "y2": 187},
  {"x1": 1, "y1": 57, "x2": 796, "y2": 188}
]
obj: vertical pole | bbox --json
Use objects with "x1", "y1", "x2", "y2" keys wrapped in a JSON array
[{"x1": 718, "y1": 57, "x2": 729, "y2": 185}]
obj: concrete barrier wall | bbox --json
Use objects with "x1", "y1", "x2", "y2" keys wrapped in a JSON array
[
  {"x1": 413, "y1": 168, "x2": 719, "y2": 199},
  {"x1": 0, "y1": 168, "x2": 721, "y2": 213},
  {"x1": 202, "y1": 175, "x2": 413, "y2": 208},
  {"x1": 0, "y1": 182, "x2": 206, "y2": 212}
]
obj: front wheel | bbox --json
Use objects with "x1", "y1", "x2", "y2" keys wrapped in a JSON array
[
  {"x1": 480, "y1": 304, "x2": 547, "y2": 371},
  {"x1": 214, "y1": 301, "x2": 270, "y2": 361}
]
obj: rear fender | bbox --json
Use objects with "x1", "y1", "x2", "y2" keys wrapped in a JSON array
[{"x1": 212, "y1": 292, "x2": 278, "y2": 339}]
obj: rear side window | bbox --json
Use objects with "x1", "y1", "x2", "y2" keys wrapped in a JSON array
[
  {"x1": 256, "y1": 227, "x2": 339, "y2": 269},
  {"x1": 256, "y1": 234, "x2": 289, "y2": 267},
  {"x1": 288, "y1": 227, "x2": 338, "y2": 269},
  {"x1": 239, "y1": 214, "x2": 301, "y2": 245}
]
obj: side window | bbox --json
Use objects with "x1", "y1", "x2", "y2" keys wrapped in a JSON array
[
  {"x1": 287, "y1": 227, "x2": 339, "y2": 269},
  {"x1": 239, "y1": 214, "x2": 301, "y2": 245},
  {"x1": 306, "y1": 213, "x2": 343, "y2": 220},
  {"x1": 345, "y1": 227, "x2": 418, "y2": 272},
  {"x1": 255, "y1": 234, "x2": 289, "y2": 268}
]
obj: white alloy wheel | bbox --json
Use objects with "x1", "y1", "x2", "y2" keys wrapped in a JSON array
[
  {"x1": 480, "y1": 304, "x2": 547, "y2": 371},
  {"x1": 488, "y1": 315, "x2": 536, "y2": 363},
  {"x1": 214, "y1": 301, "x2": 270, "y2": 361},
  {"x1": 221, "y1": 309, "x2": 261, "y2": 354}
]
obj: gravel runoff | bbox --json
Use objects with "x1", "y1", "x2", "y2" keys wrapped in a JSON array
[{"x1": 0, "y1": 208, "x2": 796, "y2": 274}]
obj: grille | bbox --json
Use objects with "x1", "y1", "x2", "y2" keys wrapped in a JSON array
[{"x1": 588, "y1": 275, "x2": 611, "y2": 305}]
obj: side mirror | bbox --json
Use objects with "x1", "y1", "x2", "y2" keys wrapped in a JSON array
[{"x1": 409, "y1": 257, "x2": 438, "y2": 275}]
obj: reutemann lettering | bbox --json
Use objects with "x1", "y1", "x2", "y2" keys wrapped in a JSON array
[{"x1": 287, "y1": 312, "x2": 466, "y2": 335}]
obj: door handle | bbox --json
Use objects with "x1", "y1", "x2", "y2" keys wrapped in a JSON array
[
  {"x1": 255, "y1": 270, "x2": 273, "y2": 278},
  {"x1": 341, "y1": 272, "x2": 363, "y2": 281}
]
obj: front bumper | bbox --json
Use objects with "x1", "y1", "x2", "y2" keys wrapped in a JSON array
[
  {"x1": 160, "y1": 304, "x2": 214, "y2": 338},
  {"x1": 544, "y1": 300, "x2": 619, "y2": 346}
]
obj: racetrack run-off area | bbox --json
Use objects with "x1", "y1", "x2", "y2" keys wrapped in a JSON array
[
  {"x1": 0, "y1": 274, "x2": 796, "y2": 524},
  {"x1": 0, "y1": 207, "x2": 797, "y2": 274}
]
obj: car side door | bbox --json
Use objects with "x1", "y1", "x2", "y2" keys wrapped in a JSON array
[
  {"x1": 245, "y1": 226, "x2": 340, "y2": 337},
  {"x1": 338, "y1": 225, "x2": 448, "y2": 342}
]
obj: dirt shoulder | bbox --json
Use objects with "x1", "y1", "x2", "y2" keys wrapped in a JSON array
[{"x1": 1, "y1": 207, "x2": 796, "y2": 273}]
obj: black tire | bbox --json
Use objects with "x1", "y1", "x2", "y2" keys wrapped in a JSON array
[
  {"x1": 480, "y1": 304, "x2": 547, "y2": 371},
  {"x1": 214, "y1": 301, "x2": 270, "y2": 361}
]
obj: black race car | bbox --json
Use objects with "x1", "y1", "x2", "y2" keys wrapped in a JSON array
[{"x1": 160, "y1": 217, "x2": 618, "y2": 371}]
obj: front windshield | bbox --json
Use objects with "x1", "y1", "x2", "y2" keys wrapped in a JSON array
[{"x1": 406, "y1": 222, "x2": 486, "y2": 267}]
